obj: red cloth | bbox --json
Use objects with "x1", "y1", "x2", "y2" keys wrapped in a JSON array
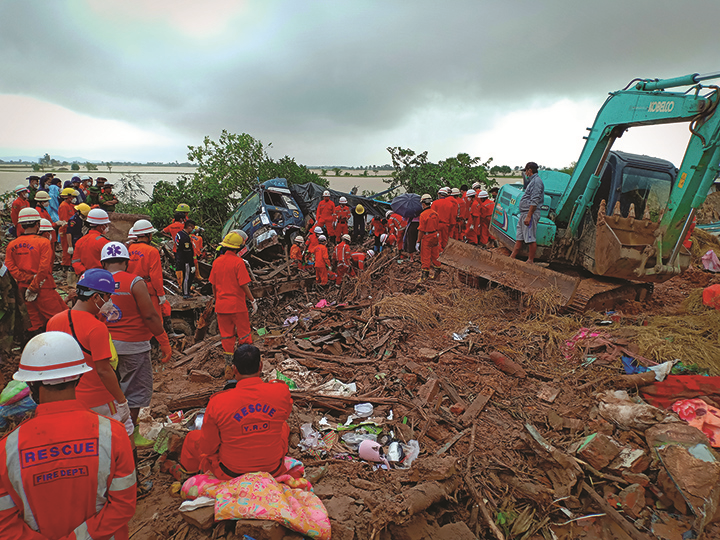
[
  {"x1": 72, "y1": 232, "x2": 109, "y2": 276},
  {"x1": 180, "y1": 377, "x2": 292, "y2": 479},
  {"x1": 58, "y1": 200, "x2": 76, "y2": 266},
  {"x1": 217, "y1": 312, "x2": 252, "y2": 353},
  {"x1": 641, "y1": 375, "x2": 720, "y2": 409},
  {"x1": 128, "y1": 242, "x2": 165, "y2": 297},
  {"x1": 209, "y1": 252, "x2": 251, "y2": 314},
  {"x1": 47, "y1": 310, "x2": 114, "y2": 408},
  {"x1": 106, "y1": 272, "x2": 152, "y2": 343},
  {"x1": 702, "y1": 284, "x2": 720, "y2": 309},
  {"x1": 163, "y1": 222, "x2": 185, "y2": 252},
  {"x1": 0, "y1": 400, "x2": 136, "y2": 540}
]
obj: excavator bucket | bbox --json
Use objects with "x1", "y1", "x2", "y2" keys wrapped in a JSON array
[{"x1": 439, "y1": 239, "x2": 581, "y2": 307}]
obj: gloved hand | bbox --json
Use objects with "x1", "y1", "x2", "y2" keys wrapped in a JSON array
[
  {"x1": 67, "y1": 247, "x2": 74, "y2": 255},
  {"x1": 251, "y1": 299, "x2": 258, "y2": 315},
  {"x1": 415, "y1": 242, "x2": 420, "y2": 251},
  {"x1": 190, "y1": 266, "x2": 196, "y2": 274},
  {"x1": 117, "y1": 401, "x2": 131, "y2": 423},
  {"x1": 158, "y1": 295, "x2": 167, "y2": 305},
  {"x1": 56, "y1": 220, "x2": 67, "y2": 227},
  {"x1": 468, "y1": 225, "x2": 474, "y2": 230},
  {"x1": 25, "y1": 289, "x2": 38, "y2": 302}
]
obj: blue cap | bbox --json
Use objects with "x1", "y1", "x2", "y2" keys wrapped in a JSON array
[{"x1": 77, "y1": 268, "x2": 116, "y2": 295}]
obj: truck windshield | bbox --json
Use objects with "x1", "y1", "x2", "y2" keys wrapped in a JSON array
[
  {"x1": 231, "y1": 192, "x2": 260, "y2": 228},
  {"x1": 619, "y1": 167, "x2": 672, "y2": 221}
]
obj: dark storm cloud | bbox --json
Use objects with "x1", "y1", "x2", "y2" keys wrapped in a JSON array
[{"x1": 1, "y1": 0, "x2": 719, "y2": 162}]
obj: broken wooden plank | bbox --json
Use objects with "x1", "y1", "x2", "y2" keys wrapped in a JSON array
[
  {"x1": 435, "y1": 428, "x2": 469, "y2": 456},
  {"x1": 459, "y1": 387, "x2": 494, "y2": 426},
  {"x1": 168, "y1": 387, "x2": 223, "y2": 410},
  {"x1": 372, "y1": 330, "x2": 393, "y2": 350},
  {"x1": 582, "y1": 482, "x2": 652, "y2": 540},
  {"x1": 285, "y1": 347, "x2": 375, "y2": 364},
  {"x1": 310, "y1": 333, "x2": 340, "y2": 346},
  {"x1": 439, "y1": 377, "x2": 468, "y2": 408}
]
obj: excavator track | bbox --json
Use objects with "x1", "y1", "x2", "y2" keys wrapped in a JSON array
[{"x1": 440, "y1": 239, "x2": 653, "y2": 313}]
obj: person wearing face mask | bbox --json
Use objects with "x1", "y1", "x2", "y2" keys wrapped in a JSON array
[
  {"x1": 67, "y1": 203, "x2": 91, "y2": 251},
  {"x1": 26, "y1": 176, "x2": 40, "y2": 208},
  {"x1": 58, "y1": 188, "x2": 79, "y2": 269},
  {"x1": 0, "y1": 332, "x2": 136, "y2": 540},
  {"x1": 33, "y1": 191, "x2": 60, "y2": 245},
  {"x1": 9, "y1": 185, "x2": 30, "y2": 238},
  {"x1": 37, "y1": 219, "x2": 54, "y2": 243},
  {"x1": 72, "y1": 208, "x2": 111, "y2": 277},
  {"x1": 47, "y1": 268, "x2": 132, "y2": 438},
  {"x1": 101, "y1": 242, "x2": 164, "y2": 448},
  {"x1": 4, "y1": 208, "x2": 68, "y2": 337},
  {"x1": 70, "y1": 176, "x2": 86, "y2": 204}
]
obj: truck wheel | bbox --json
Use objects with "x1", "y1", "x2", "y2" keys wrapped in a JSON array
[{"x1": 170, "y1": 318, "x2": 193, "y2": 337}]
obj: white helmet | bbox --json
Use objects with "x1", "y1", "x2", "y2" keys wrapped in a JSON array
[
  {"x1": 39, "y1": 218, "x2": 53, "y2": 232},
  {"x1": 323, "y1": 190, "x2": 331, "y2": 197},
  {"x1": 33, "y1": 191, "x2": 51, "y2": 202},
  {"x1": 14, "y1": 331, "x2": 92, "y2": 384},
  {"x1": 380, "y1": 233, "x2": 388, "y2": 243},
  {"x1": 318, "y1": 234, "x2": 327, "y2": 242},
  {"x1": 341, "y1": 234, "x2": 351, "y2": 242},
  {"x1": 466, "y1": 189, "x2": 476, "y2": 197},
  {"x1": 127, "y1": 229, "x2": 138, "y2": 240},
  {"x1": 339, "y1": 196, "x2": 347, "y2": 204},
  {"x1": 314, "y1": 226, "x2": 323, "y2": 234},
  {"x1": 420, "y1": 194, "x2": 433, "y2": 203},
  {"x1": 17, "y1": 207, "x2": 41, "y2": 224},
  {"x1": 14, "y1": 184, "x2": 28, "y2": 194},
  {"x1": 451, "y1": 188, "x2": 461, "y2": 196},
  {"x1": 385, "y1": 210, "x2": 393, "y2": 218},
  {"x1": 472, "y1": 182, "x2": 481, "y2": 189},
  {"x1": 87, "y1": 208, "x2": 110, "y2": 225},
  {"x1": 132, "y1": 219, "x2": 156, "y2": 235},
  {"x1": 366, "y1": 249, "x2": 375, "y2": 258},
  {"x1": 478, "y1": 190, "x2": 489, "y2": 198},
  {"x1": 294, "y1": 235, "x2": 304, "y2": 243},
  {"x1": 100, "y1": 241, "x2": 130, "y2": 261}
]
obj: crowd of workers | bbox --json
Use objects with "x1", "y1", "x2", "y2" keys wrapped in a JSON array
[{"x1": 0, "y1": 164, "x2": 546, "y2": 537}]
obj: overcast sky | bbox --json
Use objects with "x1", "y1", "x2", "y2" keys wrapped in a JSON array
[{"x1": 1, "y1": 0, "x2": 718, "y2": 169}]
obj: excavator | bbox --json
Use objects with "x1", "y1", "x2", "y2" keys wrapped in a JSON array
[{"x1": 440, "y1": 71, "x2": 720, "y2": 312}]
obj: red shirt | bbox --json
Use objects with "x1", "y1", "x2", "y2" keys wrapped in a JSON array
[
  {"x1": 333, "y1": 205, "x2": 351, "y2": 224},
  {"x1": 200, "y1": 377, "x2": 292, "y2": 476},
  {"x1": 163, "y1": 222, "x2": 185, "y2": 252},
  {"x1": 371, "y1": 217, "x2": 386, "y2": 236},
  {"x1": 0, "y1": 400, "x2": 136, "y2": 540},
  {"x1": 128, "y1": 242, "x2": 164, "y2": 297},
  {"x1": 388, "y1": 213, "x2": 406, "y2": 236},
  {"x1": 314, "y1": 244, "x2": 330, "y2": 268},
  {"x1": 58, "y1": 200, "x2": 75, "y2": 235},
  {"x1": 431, "y1": 197, "x2": 455, "y2": 225},
  {"x1": 209, "y1": 252, "x2": 251, "y2": 314},
  {"x1": 47, "y1": 310, "x2": 114, "y2": 408},
  {"x1": 10, "y1": 196, "x2": 29, "y2": 227},
  {"x1": 106, "y1": 271, "x2": 153, "y2": 343},
  {"x1": 5, "y1": 235, "x2": 57, "y2": 290},
  {"x1": 335, "y1": 241, "x2": 351, "y2": 266},
  {"x1": 72, "y1": 231, "x2": 109, "y2": 275},
  {"x1": 316, "y1": 199, "x2": 335, "y2": 223},
  {"x1": 418, "y1": 208, "x2": 440, "y2": 233}
]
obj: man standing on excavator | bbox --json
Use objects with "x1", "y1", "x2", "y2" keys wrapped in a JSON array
[{"x1": 510, "y1": 162, "x2": 544, "y2": 264}]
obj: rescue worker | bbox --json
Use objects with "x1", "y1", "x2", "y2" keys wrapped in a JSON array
[
  {"x1": 71, "y1": 176, "x2": 86, "y2": 204},
  {"x1": 450, "y1": 187, "x2": 462, "y2": 239},
  {"x1": 380, "y1": 232, "x2": 398, "y2": 252},
  {"x1": 458, "y1": 187, "x2": 471, "y2": 241},
  {"x1": 58, "y1": 187, "x2": 79, "y2": 269},
  {"x1": 333, "y1": 196, "x2": 351, "y2": 243},
  {"x1": 477, "y1": 190, "x2": 494, "y2": 246},
  {"x1": 431, "y1": 187, "x2": 454, "y2": 250},
  {"x1": 99, "y1": 182, "x2": 119, "y2": 213},
  {"x1": 352, "y1": 204, "x2": 366, "y2": 244},
  {"x1": 313, "y1": 235, "x2": 331, "y2": 286},
  {"x1": 67, "y1": 203, "x2": 91, "y2": 251},
  {"x1": 175, "y1": 219, "x2": 197, "y2": 299},
  {"x1": 387, "y1": 210, "x2": 406, "y2": 248},
  {"x1": 26, "y1": 175, "x2": 40, "y2": 208},
  {"x1": 80, "y1": 176, "x2": 93, "y2": 199},
  {"x1": 290, "y1": 235, "x2": 305, "y2": 272},
  {"x1": 371, "y1": 213, "x2": 387, "y2": 252},
  {"x1": 305, "y1": 225, "x2": 322, "y2": 263},
  {"x1": 101, "y1": 241, "x2": 164, "y2": 448},
  {"x1": 9, "y1": 185, "x2": 30, "y2": 237},
  {"x1": 334, "y1": 233, "x2": 353, "y2": 285},
  {"x1": 163, "y1": 212, "x2": 187, "y2": 252},
  {"x1": 316, "y1": 190, "x2": 336, "y2": 238},
  {"x1": 191, "y1": 226, "x2": 204, "y2": 275},
  {"x1": 209, "y1": 232, "x2": 258, "y2": 372},
  {"x1": 464, "y1": 189, "x2": 479, "y2": 244},
  {"x1": 179, "y1": 344, "x2": 291, "y2": 479},
  {"x1": 128, "y1": 219, "x2": 174, "y2": 364},
  {"x1": 37, "y1": 219, "x2": 54, "y2": 242},
  {"x1": 5, "y1": 208, "x2": 67, "y2": 335},
  {"x1": 48, "y1": 177, "x2": 62, "y2": 223},
  {"x1": 175, "y1": 203, "x2": 191, "y2": 222},
  {"x1": 47, "y1": 269, "x2": 133, "y2": 436},
  {"x1": 0, "y1": 252, "x2": 28, "y2": 363},
  {"x1": 72, "y1": 208, "x2": 111, "y2": 276},
  {"x1": 0, "y1": 332, "x2": 136, "y2": 540},
  {"x1": 33, "y1": 191, "x2": 59, "y2": 244},
  {"x1": 417, "y1": 193, "x2": 441, "y2": 281},
  {"x1": 350, "y1": 249, "x2": 374, "y2": 271}
]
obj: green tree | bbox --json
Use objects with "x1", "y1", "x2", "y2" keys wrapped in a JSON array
[
  {"x1": 71, "y1": 162, "x2": 80, "y2": 171},
  {"x1": 320, "y1": 168, "x2": 328, "y2": 176},
  {"x1": 559, "y1": 161, "x2": 577, "y2": 176},
  {"x1": 85, "y1": 162, "x2": 98, "y2": 171},
  {"x1": 333, "y1": 167, "x2": 342, "y2": 176},
  {"x1": 105, "y1": 162, "x2": 113, "y2": 173},
  {"x1": 32, "y1": 163, "x2": 41, "y2": 172}
]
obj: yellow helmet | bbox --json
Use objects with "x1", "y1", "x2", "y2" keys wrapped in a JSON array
[
  {"x1": 355, "y1": 204, "x2": 365, "y2": 215},
  {"x1": 74, "y1": 203, "x2": 91, "y2": 216},
  {"x1": 61, "y1": 187, "x2": 79, "y2": 197},
  {"x1": 220, "y1": 231, "x2": 245, "y2": 249},
  {"x1": 175, "y1": 203, "x2": 191, "y2": 213}
]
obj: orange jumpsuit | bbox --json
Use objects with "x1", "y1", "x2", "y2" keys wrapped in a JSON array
[
  {"x1": 459, "y1": 194, "x2": 471, "y2": 239},
  {"x1": 290, "y1": 244, "x2": 304, "y2": 271},
  {"x1": 10, "y1": 196, "x2": 29, "y2": 236},
  {"x1": 350, "y1": 252, "x2": 367, "y2": 270},
  {"x1": 72, "y1": 230, "x2": 109, "y2": 276},
  {"x1": 58, "y1": 200, "x2": 76, "y2": 266},
  {"x1": 305, "y1": 230, "x2": 319, "y2": 254},
  {"x1": 0, "y1": 400, "x2": 136, "y2": 540},
  {"x1": 210, "y1": 252, "x2": 253, "y2": 353},
  {"x1": 316, "y1": 199, "x2": 336, "y2": 237},
  {"x1": 128, "y1": 241, "x2": 172, "y2": 353},
  {"x1": 163, "y1": 221, "x2": 185, "y2": 252},
  {"x1": 418, "y1": 207, "x2": 441, "y2": 270},
  {"x1": 448, "y1": 197, "x2": 460, "y2": 239},
  {"x1": 478, "y1": 198, "x2": 495, "y2": 245},
  {"x1": 5, "y1": 234, "x2": 67, "y2": 331},
  {"x1": 333, "y1": 204, "x2": 351, "y2": 242},
  {"x1": 334, "y1": 241, "x2": 353, "y2": 285},
  {"x1": 36, "y1": 206, "x2": 57, "y2": 244},
  {"x1": 465, "y1": 199, "x2": 481, "y2": 244},
  {"x1": 314, "y1": 244, "x2": 330, "y2": 285},
  {"x1": 431, "y1": 197, "x2": 455, "y2": 250},
  {"x1": 180, "y1": 377, "x2": 292, "y2": 479}
]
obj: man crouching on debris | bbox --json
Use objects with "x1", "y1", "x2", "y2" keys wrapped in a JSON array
[{"x1": 180, "y1": 344, "x2": 293, "y2": 479}]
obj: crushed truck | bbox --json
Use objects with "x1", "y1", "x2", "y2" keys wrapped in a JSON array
[{"x1": 441, "y1": 71, "x2": 720, "y2": 312}]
